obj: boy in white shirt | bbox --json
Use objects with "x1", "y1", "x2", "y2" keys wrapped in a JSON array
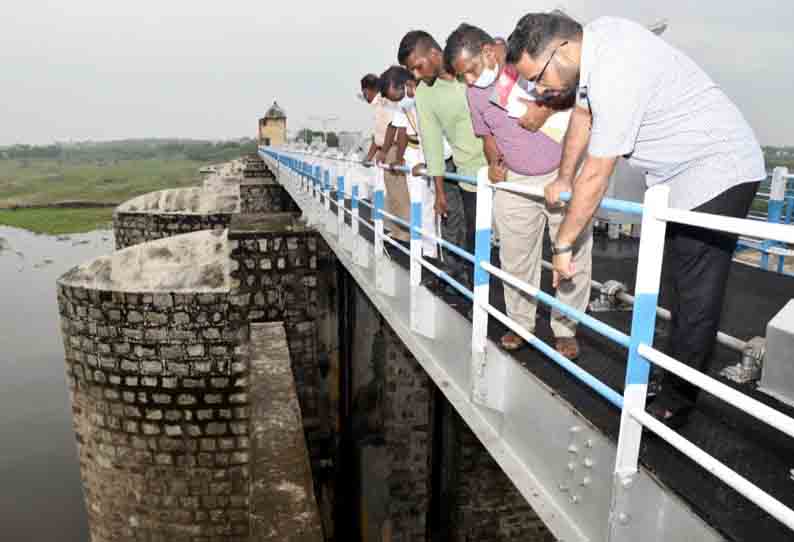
[{"x1": 378, "y1": 66, "x2": 445, "y2": 258}]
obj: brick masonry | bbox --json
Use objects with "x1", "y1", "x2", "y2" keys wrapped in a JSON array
[
  {"x1": 348, "y1": 279, "x2": 555, "y2": 542},
  {"x1": 450, "y1": 414, "x2": 556, "y2": 542},
  {"x1": 57, "y1": 284, "x2": 252, "y2": 541},
  {"x1": 239, "y1": 179, "x2": 301, "y2": 215},
  {"x1": 382, "y1": 324, "x2": 433, "y2": 542},
  {"x1": 114, "y1": 211, "x2": 235, "y2": 250},
  {"x1": 227, "y1": 214, "x2": 336, "y2": 469}
]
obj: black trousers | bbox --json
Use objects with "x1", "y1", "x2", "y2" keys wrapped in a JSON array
[
  {"x1": 460, "y1": 188, "x2": 477, "y2": 257},
  {"x1": 661, "y1": 181, "x2": 760, "y2": 403}
]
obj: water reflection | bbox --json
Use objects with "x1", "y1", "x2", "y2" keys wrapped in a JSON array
[{"x1": 0, "y1": 226, "x2": 114, "y2": 542}]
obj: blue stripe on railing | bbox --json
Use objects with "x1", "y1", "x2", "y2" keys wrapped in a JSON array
[
  {"x1": 481, "y1": 300, "x2": 624, "y2": 408},
  {"x1": 627, "y1": 292, "x2": 659, "y2": 386},
  {"x1": 411, "y1": 202, "x2": 422, "y2": 241},
  {"x1": 373, "y1": 190, "x2": 384, "y2": 221},
  {"x1": 264, "y1": 149, "x2": 633, "y2": 408},
  {"x1": 532, "y1": 288, "x2": 630, "y2": 348},
  {"x1": 435, "y1": 236, "x2": 475, "y2": 264},
  {"x1": 474, "y1": 228, "x2": 491, "y2": 287}
]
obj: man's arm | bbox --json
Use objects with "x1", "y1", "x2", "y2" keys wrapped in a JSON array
[
  {"x1": 482, "y1": 135, "x2": 500, "y2": 165},
  {"x1": 545, "y1": 105, "x2": 592, "y2": 204},
  {"x1": 394, "y1": 128, "x2": 408, "y2": 165},
  {"x1": 379, "y1": 124, "x2": 397, "y2": 161},
  {"x1": 516, "y1": 99, "x2": 556, "y2": 132},
  {"x1": 551, "y1": 154, "x2": 616, "y2": 287},
  {"x1": 365, "y1": 139, "x2": 379, "y2": 162},
  {"x1": 556, "y1": 155, "x2": 616, "y2": 247},
  {"x1": 558, "y1": 106, "x2": 592, "y2": 182},
  {"x1": 482, "y1": 135, "x2": 507, "y2": 183}
]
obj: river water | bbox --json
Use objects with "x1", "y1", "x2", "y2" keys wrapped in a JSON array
[{"x1": 0, "y1": 226, "x2": 115, "y2": 542}]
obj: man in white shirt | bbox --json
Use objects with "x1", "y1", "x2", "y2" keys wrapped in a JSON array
[
  {"x1": 360, "y1": 73, "x2": 411, "y2": 241},
  {"x1": 507, "y1": 13, "x2": 765, "y2": 427},
  {"x1": 379, "y1": 65, "x2": 470, "y2": 281}
]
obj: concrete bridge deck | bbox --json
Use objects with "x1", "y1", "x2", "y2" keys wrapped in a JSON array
[{"x1": 264, "y1": 150, "x2": 794, "y2": 542}]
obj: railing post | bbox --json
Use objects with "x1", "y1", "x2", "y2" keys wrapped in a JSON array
[
  {"x1": 470, "y1": 167, "x2": 504, "y2": 412},
  {"x1": 351, "y1": 183, "x2": 369, "y2": 268},
  {"x1": 313, "y1": 165, "x2": 320, "y2": 200},
  {"x1": 373, "y1": 169, "x2": 395, "y2": 295},
  {"x1": 409, "y1": 177, "x2": 437, "y2": 338},
  {"x1": 337, "y1": 175, "x2": 345, "y2": 237},
  {"x1": 609, "y1": 184, "x2": 670, "y2": 541},
  {"x1": 767, "y1": 167, "x2": 788, "y2": 271}
]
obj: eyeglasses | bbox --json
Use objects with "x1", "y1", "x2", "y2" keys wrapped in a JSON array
[
  {"x1": 580, "y1": 85, "x2": 593, "y2": 130},
  {"x1": 533, "y1": 40, "x2": 568, "y2": 86}
]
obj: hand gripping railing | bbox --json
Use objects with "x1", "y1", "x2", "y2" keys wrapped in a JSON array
[{"x1": 261, "y1": 147, "x2": 794, "y2": 536}]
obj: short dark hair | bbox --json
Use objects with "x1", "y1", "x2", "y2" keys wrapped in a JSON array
[
  {"x1": 360, "y1": 73, "x2": 379, "y2": 91},
  {"x1": 443, "y1": 24, "x2": 494, "y2": 72},
  {"x1": 378, "y1": 66, "x2": 415, "y2": 97},
  {"x1": 506, "y1": 13, "x2": 583, "y2": 64},
  {"x1": 398, "y1": 30, "x2": 442, "y2": 65}
]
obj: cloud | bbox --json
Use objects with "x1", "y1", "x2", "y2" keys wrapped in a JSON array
[{"x1": 0, "y1": 0, "x2": 791, "y2": 145}]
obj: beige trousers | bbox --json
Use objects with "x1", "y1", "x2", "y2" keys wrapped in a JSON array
[
  {"x1": 383, "y1": 146, "x2": 410, "y2": 241},
  {"x1": 494, "y1": 169, "x2": 593, "y2": 338}
]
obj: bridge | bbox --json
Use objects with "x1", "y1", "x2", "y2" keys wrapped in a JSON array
[
  {"x1": 54, "y1": 147, "x2": 794, "y2": 541},
  {"x1": 260, "y1": 146, "x2": 794, "y2": 542}
]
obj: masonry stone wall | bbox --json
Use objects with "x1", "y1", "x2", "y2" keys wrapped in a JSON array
[
  {"x1": 227, "y1": 215, "x2": 335, "y2": 470},
  {"x1": 450, "y1": 414, "x2": 556, "y2": 542},
  {"x1": 114, "y1": 211, "x2": 235, "y2": 250},
  {"x1": 347, "y1": 278, "x2": 554, "y2": 542},
  {"x1": 239, "y1": 179, "x2": 301, "y2": 215},
  {"x1": 57, "y1": 283, "x2": 252, "y2": 541},
  {"x1": 382, "y1": 324, "x2": 433, "y2": 542},
  {"x1": 113, "y1": 187, "x2": 240, "y2": 250}
]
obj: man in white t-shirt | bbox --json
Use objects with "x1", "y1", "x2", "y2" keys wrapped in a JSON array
[
  {"x1": 507, "y1": 13, "x2": 765, "y2": 428},
  {"x1": 379, "y1": 65, "x2": 458, "y2": 260}
]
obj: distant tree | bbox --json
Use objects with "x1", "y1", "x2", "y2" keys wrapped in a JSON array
[
  {"x1": 297, "y1": 128, "x2": 313, "y2": 145},
  {"x1": 326, "y1": 132, "x2": 339, "y2": 148}
]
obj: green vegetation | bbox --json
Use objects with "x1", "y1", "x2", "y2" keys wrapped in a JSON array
[
  {"x1": 0, "y1": 208, "x2": 114, "y2": 235},
  {"x1": 0, "y1": 158, "x2": 205, "y2": 207},
  {"x1": 0, "y1": 139, "x2": 257, "y2": 234}
]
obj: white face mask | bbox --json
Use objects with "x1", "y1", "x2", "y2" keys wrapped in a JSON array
[
  {"x1": 399, "y1": 95, "x2": 415, "y2": 110},
  {"x1": 473, "y1": 63, "x2": 499, "y2": 88}
]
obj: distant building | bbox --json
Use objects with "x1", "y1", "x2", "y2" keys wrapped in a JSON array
[{"x1": 258, "y1": 102, "x2": 287, "y2": 146}]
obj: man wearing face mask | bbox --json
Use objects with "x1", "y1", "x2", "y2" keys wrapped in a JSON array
[
  {"x1": 398, "y1": 30, "x2": 489, "y2": 288},
  {"x1": 360, "y1": 72, "x2": 411, "y2": 242},
  {"x1": 378, "y1": 65, "x2": 442, "y2": 259},
  {"x1": 507, "y1": 13, "x2": 765, "y2": 428},
  {"x1": 445, "y1": 24, "x2": 592, "y2": 358}
]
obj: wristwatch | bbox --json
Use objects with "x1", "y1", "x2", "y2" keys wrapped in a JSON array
[{"x1": 552, "y1": 244, "x2": 573, "y2": 256}]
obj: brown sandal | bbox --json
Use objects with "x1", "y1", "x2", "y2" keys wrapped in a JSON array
[
  {"x1": 500, "y1": 332, "x2": 526, "y2": 351},
  {"x1": 555, "y1": 337, "x2": 580, "y2": 360}
]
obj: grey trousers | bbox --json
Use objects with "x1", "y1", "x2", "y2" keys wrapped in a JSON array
[{"x1": 437, "y1": 159, "x2": 468, "y2": 284}]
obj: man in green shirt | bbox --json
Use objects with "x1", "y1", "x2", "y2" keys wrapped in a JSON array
[{"x1": 399, "y1": 30, "x2": 489, "y2": 286}]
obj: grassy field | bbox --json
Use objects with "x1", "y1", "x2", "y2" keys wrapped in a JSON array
[
  {"x1": 0, "y1": 207, "x2": 115, "y2": 235},
  {"x1": 0, "y1": 158, "x2": 204, "y2": 208},
  {"x1": 0, "y1": 158, "x2": 211, "y2": 234}
]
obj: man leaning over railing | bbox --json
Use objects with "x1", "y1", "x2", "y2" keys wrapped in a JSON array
[
  {"x1": 399, "y1": 30, "x2": 489, "y2": 289},
  {"x1": 378, "y1": 65, "x2": 440, "y2": 260},
  {"x1": 446, "y1": 24, "x2": 593, "y2": 360},
  {"x1": 507, "y1": 13, "x2": 765, "y2": 428},
  {"x1": 360, "y1": 72, "x2": 412, "y2": 242}
]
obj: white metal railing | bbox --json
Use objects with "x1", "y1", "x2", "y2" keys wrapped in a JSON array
[{"x1": 262, "y1": 146, "x2": 794, "y2": 536}]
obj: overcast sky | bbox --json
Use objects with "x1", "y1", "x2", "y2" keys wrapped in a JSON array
[{"x1": 2, "y1": 0, "x2": 792, "y2": 146}]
